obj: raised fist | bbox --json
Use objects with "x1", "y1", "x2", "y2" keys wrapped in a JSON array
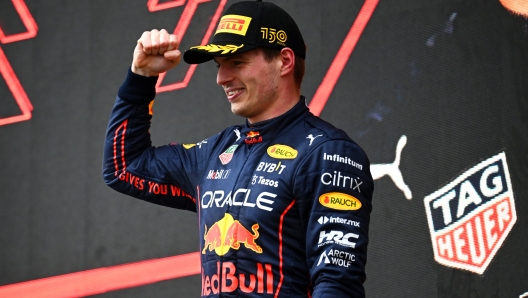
[{"x1": 132, "y1": 29, "x2": 181, "y2": 77}]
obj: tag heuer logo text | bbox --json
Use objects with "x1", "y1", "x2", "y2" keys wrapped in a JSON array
[{"x1": 424, "y1": 152, "x2": 516, "y2": 274}]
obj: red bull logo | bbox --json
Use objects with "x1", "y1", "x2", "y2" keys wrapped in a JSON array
[
  {"x1": 201, "y1": 261, "x2": 274, "y2": 296},
  {"x1": 246, "y1": 131, "x2": 260, "y2": 138},
  {"x1": 202, "y1": 213, "x2": 262, "y2": 256},
  {"x1": 245, "y1": 131, "x2": 262, "y2": 144}
]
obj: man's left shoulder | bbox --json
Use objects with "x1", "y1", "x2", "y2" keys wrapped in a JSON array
[
  {"x1": 298, "y1": 115, "x2": 362, "y2": 151},
  {"x1": 303, "y1": 114, "x2": 352, "y2": 142}
]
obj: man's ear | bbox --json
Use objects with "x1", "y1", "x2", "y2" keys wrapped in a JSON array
[{"x1": 279, "y1": 48, "x2": 295, "y2": 77}]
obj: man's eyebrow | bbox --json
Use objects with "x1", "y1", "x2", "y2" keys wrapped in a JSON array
[{"x1": 218, "y1": 56, "x2": 235, "y2": 62}]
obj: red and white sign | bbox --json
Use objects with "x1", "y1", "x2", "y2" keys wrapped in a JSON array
[{"x1": 424, "y1": 152, "x2": 517, "y2": 274}]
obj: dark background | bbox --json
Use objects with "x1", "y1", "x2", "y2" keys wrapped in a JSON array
[{"x1": 1, "y1": 0, "x2": 527, "y2": 297}]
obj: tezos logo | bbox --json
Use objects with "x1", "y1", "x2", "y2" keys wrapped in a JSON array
[
  {"x1": 424, "y1": 152, "x2": 516, "y2": 274},
  {"x1": 251, "y1": 175, "x2": 279, "y2": 188}
]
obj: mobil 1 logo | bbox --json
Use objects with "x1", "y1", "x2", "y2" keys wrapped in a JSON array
[{"x1": 424, "y1": 152, "x2": 517, "y2": 274}]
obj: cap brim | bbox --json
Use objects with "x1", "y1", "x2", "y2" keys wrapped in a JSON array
[{"x1": 183, "y1": 42, "x2": 259, "y2": 64}]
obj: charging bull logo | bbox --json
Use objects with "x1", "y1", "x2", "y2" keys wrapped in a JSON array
[
  {"x1": 424, "y1": 152, "x2": 517, "y2": 274},
  {"x1": 202, "y1": 213, "x2": 262, "y2": 256},
  {"x1": 245, "y1": 131, "x2": 262, "y2": 144}
]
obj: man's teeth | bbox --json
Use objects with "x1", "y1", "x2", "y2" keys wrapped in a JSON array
[{"x1": 228, "y1": 90, "x2": 241, "y2": 96}]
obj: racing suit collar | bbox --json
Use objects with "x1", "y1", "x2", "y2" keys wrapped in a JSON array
[{"x1": 240, "y1": 96, "x2": 311, "y2": 144}]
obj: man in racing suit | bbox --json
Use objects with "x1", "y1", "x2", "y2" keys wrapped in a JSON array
[{"x1": 103, "y1": 1, "x2": 373, "y2": 297}]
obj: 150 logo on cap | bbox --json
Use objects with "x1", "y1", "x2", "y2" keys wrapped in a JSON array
[
  {"x1": 260, "y1": 27, "x2": 287, "y2": 46},
  {"x1": 215, "y1": 15, "x2": 252, "y2": 36},
  {"x1": 424, "y1": 152, "x2": 516, "y2": 274}
]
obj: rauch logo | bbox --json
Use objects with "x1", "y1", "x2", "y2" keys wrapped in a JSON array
[{"x1": 424, "y1": 152, "x2": 517, "y2": 274}]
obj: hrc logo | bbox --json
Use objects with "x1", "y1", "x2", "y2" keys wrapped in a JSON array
[
  {"x1": 215, "y1": 15, "x2": 252, "y2": 36},
  {"x1": 424, "y1": 152, "x2": 517, "y2": 274}
]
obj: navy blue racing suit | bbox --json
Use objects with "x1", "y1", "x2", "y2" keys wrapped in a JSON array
[{"x1": 103, "y1": 69, "x2": 374, "y2": 297}]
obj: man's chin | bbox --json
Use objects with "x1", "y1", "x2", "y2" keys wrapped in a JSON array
[{"x1": 230, "y1": 104, "x2": 245, "y2": 117}]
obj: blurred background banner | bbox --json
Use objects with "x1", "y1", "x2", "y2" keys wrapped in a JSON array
[{"x1": 0, "y1": 0, "x2": 527, "y2": 297}]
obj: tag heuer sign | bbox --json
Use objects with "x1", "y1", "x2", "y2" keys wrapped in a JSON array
[
  {"x1": 219, "y1": 145, "x2": 238, "y2": 165},
  {"x1": 424, "y1": 152, "x2": 516, "y2": 274}
]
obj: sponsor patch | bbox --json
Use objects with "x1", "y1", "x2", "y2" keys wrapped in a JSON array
[
  {"x1": 183, "y1": 140, "x2": 207, "y2": 150},
  {"x1": 317, "y1": 249, "x2": 356, "y2": 267},
  {"x1": 215, "y1": 15, "x2": 252, "y2": 36},
  {"x1": 251, "y1": 175, "x2": 279, "y2": 188},
  {"x1": 318, "y1": 230, "x2": 359, "y2": 248},
  {"x1": 256, "y1": 161, "x2": 286, "y2": 174},
  {"x1": 317, "y1": 216, "x2": 360, "y2": 227},
  {"x1": 319, "y1": 192, "x2": 362, "y2": 210},
  {"x1": 202, "y1": 213, "x2": 262, "y2": 256},
  {"x1": 201, "y1": 189, "x2": 276, "y2": 212},
  {"x1": 219, "y1": 145, "x2": 238, "y2": 165},
  {"x1": 306, "y1": 134, "x2": 323, "y2": 146},
  {"x1": 320, "y1": 171, "x2": 362, "y2": 192},
  {"x1": 206, "y1": 169, "x2": 231, "y2": 180},
  {"x1": 267, "y1": 145, "x2": 298, "y2": 159},
  {"x1": 323, "y1": 153, "x2": 363, "y2": 171},
  {"x1": 245, "y1": 131, "x2": 262, "y2": 144},
  {"x1": 424, "y1": 152, "x2": 516, "y2": 274},
  {"x1": 197, "y1": 139, "x2": 208, "y2": 148},
  {"x1": 201, "y1": 261, "x2": 273, "y2": 296}
]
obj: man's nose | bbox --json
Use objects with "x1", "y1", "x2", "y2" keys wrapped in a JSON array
[{"x1": 216, "y1": 65, "x2": 233, "y2": 86}]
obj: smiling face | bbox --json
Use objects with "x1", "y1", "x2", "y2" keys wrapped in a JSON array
[{"x1": 215, "y1": 49, "x2": 282, "y2": 123}]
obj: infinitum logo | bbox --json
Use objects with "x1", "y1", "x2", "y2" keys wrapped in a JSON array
[{"x1": 424, "y1": 152, "x2": 516, "y2": 274}]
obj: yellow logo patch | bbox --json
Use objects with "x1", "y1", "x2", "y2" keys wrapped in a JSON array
[
  {"x1": 260, "y1": 27, "x2": 287, "y2": 46},
  {"x1": 190, "y1": 44, "x2": 244, "y2": 54},
  {"x1": 215, "y1": 15, "x2": 252, "y2": 36},
  {"x1": 319, "y1": 192, "x2": 362, "y2": 210},
  {"x1": 183, "y1": 144, "x2": 196, "y2": 149},
  {"x1": 267, "y1": 145, "x2": 298, "y2": 159}
]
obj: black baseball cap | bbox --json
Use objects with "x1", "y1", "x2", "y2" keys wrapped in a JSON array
[{"x1": 183, "y1": 0, "x2": 305, "y2": 64}]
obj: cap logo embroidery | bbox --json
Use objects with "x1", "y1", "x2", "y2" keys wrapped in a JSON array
[
  {"x1": 261, "y1": 27, "x2": 287, "y2": 46},
  {"x1": 215, "y1": 15, "x2": 252, "y2": 36},
  {"x1": 190, "y1": 44, "x2": 244, "y2": 54}
]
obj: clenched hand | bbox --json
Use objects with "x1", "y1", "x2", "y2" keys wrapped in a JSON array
[{"x1": 132, "y1": 29, "x2": 181, "y2": 77}]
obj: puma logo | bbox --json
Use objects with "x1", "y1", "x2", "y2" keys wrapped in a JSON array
[{"x1": 371, "y1": 135, "x2": 412, "y2": 200}]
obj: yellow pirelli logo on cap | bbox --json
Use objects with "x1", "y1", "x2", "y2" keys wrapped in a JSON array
[{"x1": 215, "y1": 15, "x2": 252, "y2": 36}]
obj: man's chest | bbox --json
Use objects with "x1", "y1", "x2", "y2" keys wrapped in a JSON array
[{"x1": 198, "y1": 142, "x2": 299, "y2": 218}]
